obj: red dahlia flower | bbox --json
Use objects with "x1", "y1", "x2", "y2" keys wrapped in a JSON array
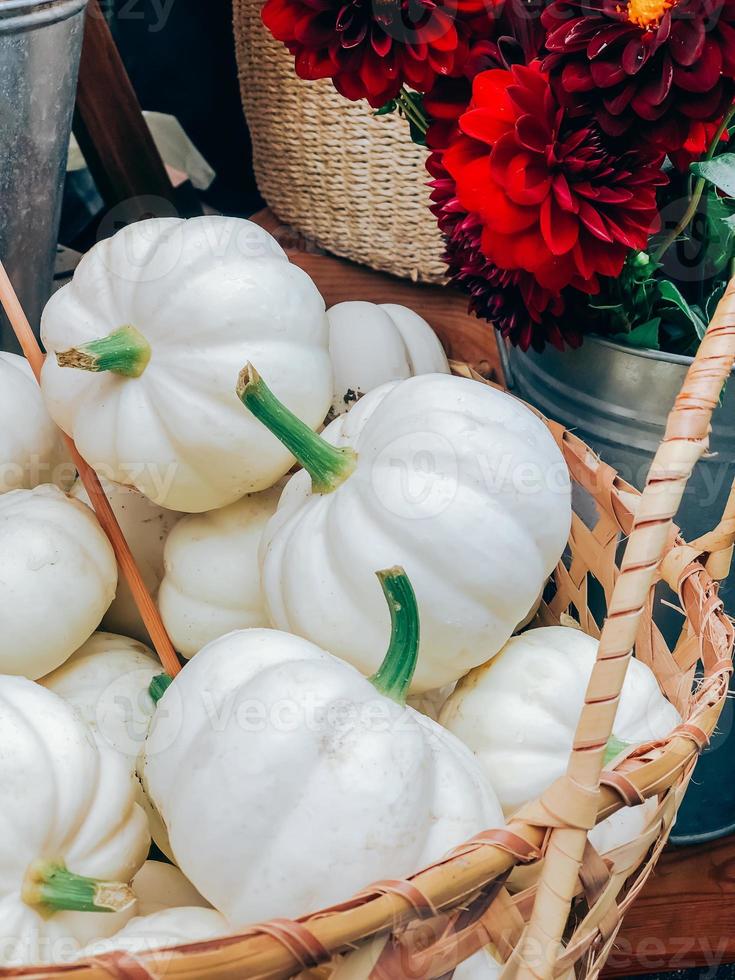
[
  {"x1": 262, "y1": 0, "x2": 492, "y2": 107},
  {"x1": 669, "y1": 117, "x2": 728, "y2": 169},
  {"x1": 541, "y1": 0, "x2": 735, "y2": 153},
  {"x1": 441, "y1": 63, "x2": 666, "y2": 295},
  {"x1": 428, "y1": 150, "x2": 579, "y2": 351}
]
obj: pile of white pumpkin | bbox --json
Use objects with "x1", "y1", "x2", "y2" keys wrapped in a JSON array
[{"x1": 0, "y1": 217, "x2": 680, "y2": 972}]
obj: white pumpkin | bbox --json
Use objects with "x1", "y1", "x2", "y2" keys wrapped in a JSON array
[
  {"x1": 40, "y1": 632, "x2": 172, "y2": 858},
  {"x1": 158, "y1": 485, "x2": 281, "y2": 657},
  {"x1": 40, "y1": 631, "x2": 161, "y2": 766},
  {"x1": 332, "y1": 935, "x2": 503, "y2": 980},
  {"x1": 0, "y1": 677, "x2": 150, "y2": 966},
  {"x1": 131, "y1": 862, "x2": 209, "y2": 916},
  {"x1": 589, "y1": 797, "x2": 659, "y2": 854},
  {"x1": 439, "y1": 626, "x2": 681, "y2": 816},
  {"x1": 0, "y1": 485, "x2": 118, "y2": 679},
  {"x1": 79, "y1": 907, "x2": 229, "y2": 958},
  {"x1": 0, "y1": 352, "x2": 72, "y2": 494},
  {"x1": 328, "y1": 301, "x2": 449, "y2": 416},
  {"x1": 240, "y1": 370, "x2": 571, "y2": 693},
  {"x1": 72, "y1": 480, "x2": 181, "y2": 643},
  {"x1": 40, "y1": 216, "x2": 333, "y2": 513},
  {"x1": 407, "y1": 684, "x2": 456, "y2": 722},
  {"x1": 144, "y1": 569, "x2": 504, "y2": 926}
]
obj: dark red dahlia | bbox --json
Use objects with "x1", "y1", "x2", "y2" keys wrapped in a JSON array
[
  {"x1": 441, "y1": 63, "x2": 667, "y2": 295},
  {"x1": 422, "y1": 24, "x2": 530, "y2": 148},
  {"x1": 428, "y1": 147, "x2": 580, "y2": 350},
  {"x1": 669, "y1": 117, "x2": 728, "y2": 169},
  {"x1": 262, "y1": 0, "x2": 493, "y2": 108},
  {"x1": 541, "y1": 0, "x2": 735, "y2": 153}
]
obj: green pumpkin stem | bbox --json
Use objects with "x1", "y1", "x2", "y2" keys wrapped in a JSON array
[
  {"x1": 149, "y1": 673, "x2": 173, "y2": 704},
  {"x1": 603, "y1": 735, "x2": 632, "y2": 767},
  {"x1": 236, "y1": 363, "x2": 357, "y2": 494},
  {"x1": 369, "y1": 566, "x2": 420, "y2": 705},
  {"x1": 56, "y1": 325, "x2": 151, "y2": 378},
  {"x1": 22, "y1": 861, "x2": 135, "y2": 915}
]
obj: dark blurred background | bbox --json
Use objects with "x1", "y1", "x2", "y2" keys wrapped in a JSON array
[
  {"x1": 109, "y1": 0, "x2": 259, "y2": 215},
  {"x1": 60, "y1": 0, "x2": 262, "y2": 249}
]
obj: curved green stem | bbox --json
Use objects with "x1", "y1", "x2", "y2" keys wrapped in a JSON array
[
  {"x1": 603, "y1": 735, "x2": 632, "y2": 768},
  {"x1": 149, "y1": 673, "x2": 173, "y2": 704},
  {"x1": 369, "y1": 566, "x2": 420, "y2": 705},
  {"x1": 22, "y1": 861, "x2": 135, "y2": 915},
  {"x1": 237, "y1": 363, "x2": 357, "y2": 494},
  {"x1": 654, "y1": 102, "x2": 735, "y2": 263},
  {"x1": 56, "y1": 325, "x2": 151, "y2": 378}
]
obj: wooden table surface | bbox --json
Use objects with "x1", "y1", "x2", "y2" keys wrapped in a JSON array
[{"x1": 252, "y1": 207, "x2": 735, "y2": 977}]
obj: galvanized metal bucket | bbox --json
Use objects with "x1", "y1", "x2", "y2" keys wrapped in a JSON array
[
  {"x1": 0, "y1": 0, "x2": 89, "y2": 352},
  {"x1": 506, "y1": 336, "x2": 735, "y2": 844}
]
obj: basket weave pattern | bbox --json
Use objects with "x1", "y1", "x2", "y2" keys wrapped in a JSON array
[
  {"x1": 232, "y1": 0, "x2": 447, "y2": 284},
  {"x1": 13, "y1": 285, "x2": 735, "y2": 980}
]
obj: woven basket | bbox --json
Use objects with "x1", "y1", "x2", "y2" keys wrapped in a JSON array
[
  {"x1": 232, "y1": 0, "x2": 447, "y2": 284},
  {"x1": 9, "y1": 284, "x2": 735, "y2": 980}
]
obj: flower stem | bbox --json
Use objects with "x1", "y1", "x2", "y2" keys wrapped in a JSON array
[
  {"x1": 56, "y1": 325, "x2": 152, "y2": 378},
  {"x1": 149, "y1": 673, "x2": 173, "y2": 704},
  {"x1": 236, "y1": 363, "x2": 357, "y2": 494},
  {"x1": 369, "y1": 567, "x2": 420, "y2": 705},
  {"x1": 22, "y1": 861, "x2": 135, "y2": 915},
  {"x1": 653, "y1": 102, "x2": 735, "y2": 263}
]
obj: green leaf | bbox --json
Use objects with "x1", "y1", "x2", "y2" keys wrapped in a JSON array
[
  {"x1": 399, "y1": 90, "x2": 428, "y2": 146},
  {"x1": 588, "y1": 302, "x2": 625, "y2": 312},
  {"x1": 611, "y1": 317, "x2": 661, "y2": 350},
  {"x1": 660, "y1": 320, "x2": 695, "y2": 354},
  {"x1": 657, "y1": 280, "x2": 708, "y2": 339},
  {"x1": 703, "y1": 189, "x2": 735, "y2": 272},
  {"x1": 374, "y1": 99, "x2": 397, "y2": 116},
  {"x1": 658, "y1": 278, "x2": 690, "y2": 308},
  {"x1": 402, "y1": 90, "x2": 425, "y2": 113},
  {"x1": 691, "y1": 153, "x2": 735, "y2": 198},
  {"x1": 706, "y1": 280, "x2": 728, "y2": 322},
  {"x1": 407, "y1": 119, "x2": 427, "y2": 147}
]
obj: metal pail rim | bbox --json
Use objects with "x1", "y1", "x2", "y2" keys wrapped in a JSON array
[
  {"x1": 588, "y1": 333, "x2": 735, "y2": 373},
  {"x1": 0, "y1": 0, "x2": 88, "y2": 32}
]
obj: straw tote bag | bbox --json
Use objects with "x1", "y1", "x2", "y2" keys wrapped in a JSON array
[{"x1": 232, "y1": 0, "x2": 447, "y2": 283}]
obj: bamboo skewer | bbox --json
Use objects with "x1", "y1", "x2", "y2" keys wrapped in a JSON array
[{"x1": 0, "y1": 259, "x2": 180, "y2": 677}]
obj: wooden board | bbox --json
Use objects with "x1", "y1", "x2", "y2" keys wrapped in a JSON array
[
  {"x1": 252, "y1": 207, "x2": 735, "y2": 976},
  {"x1": 73, "y1": 0, "x2": 178, "y2": 218},
  {"x1": 603, "y1": 835, "x2": 735, "y2": 975}
]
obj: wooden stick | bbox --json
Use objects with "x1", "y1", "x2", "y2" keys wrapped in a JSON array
[
  {"x1": 0, "y1": 260, "x2": 180, "y2": 677},
  {"x1": 73, "y1": 0, "x2": 182, "y2": 217}
]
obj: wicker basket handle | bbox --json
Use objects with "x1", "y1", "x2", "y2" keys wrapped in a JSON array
[{"x1": 507, "y1": 278, "x2": 735, "y2": 980}]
